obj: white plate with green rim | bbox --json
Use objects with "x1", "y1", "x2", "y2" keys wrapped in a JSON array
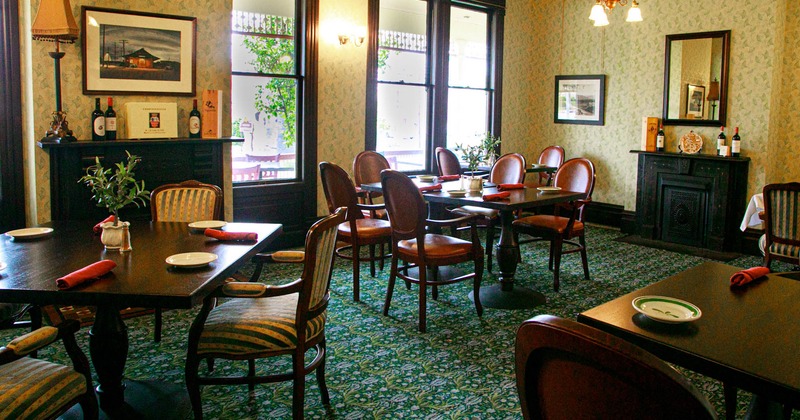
[{"x1": 632, "y1": 295, "x2": 702, "y2": 324}]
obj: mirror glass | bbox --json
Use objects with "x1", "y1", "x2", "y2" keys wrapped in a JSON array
[{"x1": 662, "y1": 30, "x2": 730, "y2": 126}]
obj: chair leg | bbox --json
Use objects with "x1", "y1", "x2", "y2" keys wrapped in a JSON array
[
  {"x1": 552, "y1": 237, "x2": 563, "y2": 292},
  {"x1": 369, "y1": 244, "x2": 376, "y2": 277},
  {"x1": 79, "y1": 389, "x2": 99, "y2": 420},
  {"x1": 206, "y1": 358, "x2": 215, "y2": 373},
  {"x1": 186, "y1": 356, "x2": 203, "y2": 420},
  {"x1": 248, "y1": 359, "x2": 256, "y2": 392},
  {"x1": 154, "y1": 308, "x2": 162, "y2": 342},
  {"x1": 384, "y1": 257, "x2": 398, "y2": 316},
  {"x1": 548, "y1": 240, "x2": 555, "y2": 271},
  {"x1": 352, "y1": 244, "x2": 361, "y2": 302},
  {"x1": 474, "y1": 255, "x2": 484, "y2": 317},
  {"x1": 431, "y1": 267, "x2": 439, "y2": 301},
  {"x1": 316, "y1": 340, "x2": 331, "y2": 405},
  {"x1": 292, "y1": 352, "x2": 306, "y2": 420},
  {"x1": 579, "y1": 234, "x2": 590, "y2": 280},
  {"x1": 486, "y1": 226, "x2": 495, "y2": 272},
  {"x1": 418, "y1": 265, "x2": 427, "y2": 333},
  {"x1": 379, "y1": 242, "x2": 386, "y2": 271}
]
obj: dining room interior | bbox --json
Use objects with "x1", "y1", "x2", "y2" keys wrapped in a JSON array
[{"x1": 2, "y1": 0, "x2": 800, "y2": 418}]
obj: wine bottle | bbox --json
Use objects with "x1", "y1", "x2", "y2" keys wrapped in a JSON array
[
  {"x1": 189, "y1": 99, "x2": 201, "y2": 138},
  {"x1": 91, "y1": 98, "x2": 105, "y2": 141},
  {"x1": 656, "y1": 125, "x2": 665, "y2": 152},
  {"x1": 716, "y1": 126, "x2": 726, "y2": 156},
  {"x1": 731, "y1": 127, "x2": 741, "y2": 157},
  {"x1": 105, "y1": 97, "x2": 117, "y2": 140}
]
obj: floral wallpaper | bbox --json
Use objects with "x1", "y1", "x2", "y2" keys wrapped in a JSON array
[{"x1": 26, "y1": 0, "x2": 231, "y2": 223}]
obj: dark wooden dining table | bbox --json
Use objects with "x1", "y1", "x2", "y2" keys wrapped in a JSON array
[
  {"x1": 578, "y1": 261, "x2": 800, "y2": 419},
  {"x1": 0, "y1": 220, "x2": 282, "y2": 418},
  {"x1": 361, "y1": 177, "x2": 584, "y2": 309}
]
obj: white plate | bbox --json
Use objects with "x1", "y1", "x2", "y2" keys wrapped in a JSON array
[
  {"x1": 447, "y1": 190, "x2": 467, "y2": 197},
  {"x1": 0, "y1": 262, "x2": 6, "y2": 271},
  {"x1": 165, "y1": 252, "x2": 218, "y2": 268},
  {"x1": 531, "y1": 163, "x2": 543, "y2": 168},
  {"x1": 632, "y1": 295, "x2": 702, "y2": 324},
  {"x1": 188, "y1": 220, "x2": 227, "y2": 230},
  {"x1": 417, "y1": 175, "x2": 436, "y2": 182},
  {"x1": 4, "y1": 227, "x2": 54, "y2": 240},
  {"x1": 536, "y1": 186, "x2": 562, "y2": 194}
]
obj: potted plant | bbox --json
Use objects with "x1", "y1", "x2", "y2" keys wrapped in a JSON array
[
  {"x1": 455, "y1": 143, "x2": 485, "y2": 191},
  {"x1": 79, "y1": 151, "x2": 150, "y2": 251},
  {"x1": 481, "y1": 132, "x2": 501, "y2": 166}
]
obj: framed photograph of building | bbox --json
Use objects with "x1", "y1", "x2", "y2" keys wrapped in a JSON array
[
  {"x1": 554, "y1": 75, "x2": 606, "y2": 125},
  {"x1": 82, "y1": 7, "x2": 196, "y2": 96},
  {"x1": 686, "y1": 84, "x2": 705, "y2": 119}
]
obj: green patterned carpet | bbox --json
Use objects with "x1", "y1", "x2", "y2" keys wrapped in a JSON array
[{"x1": 9, "y1": 225, "x2": 797, "y2": 419}]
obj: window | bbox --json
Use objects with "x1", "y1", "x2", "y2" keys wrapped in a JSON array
[
  {"x1": 231, "y1": 0, "x2": 300, "y2": 183},
  {"x1": 367, "y1": 0, "x2": 504, "y2": 172}
]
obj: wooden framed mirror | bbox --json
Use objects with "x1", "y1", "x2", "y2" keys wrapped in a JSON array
[{"x1": 662, "y1": 30, "x2": 730, "y2": 126}]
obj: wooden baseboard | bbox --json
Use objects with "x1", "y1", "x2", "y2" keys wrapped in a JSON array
[{"x1": 584, "y1": 201, "x2": 635, "y2": 231}]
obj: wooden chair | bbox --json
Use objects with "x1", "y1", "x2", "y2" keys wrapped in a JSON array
[
  {"x1": 762, "y1": 182, "x2": 800, "y2": 269},
  {"x1": 320, "y1": 162, "x2": 392, "y2": 302},
  {"x1": 232, "y1": 163, "x2": 261, "y2": 182},
  {"x1": 435, "y1": 147, "x2": 462, "y2": 176},
  {"x1": 533, "y1": 145, "x2": 565, "y2": 186},
  {"x1": 149, "y1": 180, "x2": 223, "y2": 341},
  {"x1": 451, "y1": 153, "x2": 527, "y2": 272},
  {"x1": 380, "y1": 170, "x2": 484, "y2": 332},
  {"x1": 352, "y1": 151, "x2": 391, "y2": 217},
  {"x1": 0, "y1": 319, "x2": 98, "y2": 419},
  {"x1": 512, "y1": 158, "x2": 595, "y2": 292},
  {"x1": 185, "y1": 208, "x2": 346, "y2": 420},
  {"x1": 515, "y1": 315, "x2": 716, "y2": 420}
]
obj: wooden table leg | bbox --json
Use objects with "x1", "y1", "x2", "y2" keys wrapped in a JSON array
[
  {"x1": 89, "y1": 305, "x2": 129, "y2": 412},
  {"x1": 723, "y1": 382, "x2": 736, "y2": 420}
]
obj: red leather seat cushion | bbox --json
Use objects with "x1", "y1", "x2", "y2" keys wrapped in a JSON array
[
  {"x1": 338, "y1": 219, "x2": 391, "y2": 239},
  {"x1": 397, "y1": 234, "x2": 475, "y2": 260},
  {"x1": 513, "y1": 215, "x2": 584, "y2": 236}
]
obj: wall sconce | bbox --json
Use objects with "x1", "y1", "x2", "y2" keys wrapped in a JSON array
[{"x1": 338, "y1": 27, "x2": 365, "y2": 47}]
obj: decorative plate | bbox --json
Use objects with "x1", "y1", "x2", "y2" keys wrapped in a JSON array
[
  {"x1": 678, "y1": 131, "x2": 703, "y2": 154},
  {"x1": 4, "y1": 227, "x2": 54, "y2": 240},
  {"x1": 188, "y1": 220, "x2": 227, "y2": 230},
  {"x1": 165, "y1": 252, "x2": 218, "y2": 268},
  {"x1": 632, "y1": 295, "x2": 702, "y2": 324},
  {"x1": 417, "y1": 175, "x2": 436, "y2": 182},
  {"x1": 536, "y1": 186, "x2": 562, "y2": 194}
]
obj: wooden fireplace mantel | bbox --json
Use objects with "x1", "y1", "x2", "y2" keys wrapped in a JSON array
[
  {"x1": 631, "y1": 150, "x2": 750, "y2": 252},
  {"x1": 38, "y1": 138, "x2": 242, "y2": 221}
]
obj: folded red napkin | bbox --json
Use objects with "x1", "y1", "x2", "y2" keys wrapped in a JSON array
[
  {"x1": 93, "y1": 215, "x2": 116, "y2": 235},
  {"x1": 497, "y1": 183, "x2": 525, "y2": 191},
  {"x1": 418, "y1": 184, "x2": 443, "y2": 193},
  {"x1": 483, "y1": 191, "x2": 511, "y2": 201},
  {"x1": 730, "y1": 266, "x2": 770, "y2": 287},
  {"x1": 56, "y1": 260, "x2": 116, "y2": 290},
  {"x1": 437, "y1": 175, "x2": 460, "y2": 182},
  {"x1": 204, "y1": 229, "x2": 258, "y2": 242}
]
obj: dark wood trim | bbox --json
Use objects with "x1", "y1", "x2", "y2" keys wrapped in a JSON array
[
  {"x1": 0, "y1": 0, "x2": 25, "y2": 232},
  {"x1": 429, "y1": 0, "x2": 450, "y2": 173},
  {"x1": 364, "y1": 0, "x2": 379, "y2": 150},
  {"x1": 457, "y1": 0, "x2": 506, "y2": 8},
  {"x1": 302, "y1": 0, "x2": 319, "y2": 229},
  {"x1": 489, "y1": 6, "x2": 504, "y2": 151},
  {"x1": 584, "y1": 201, "x2": 627, "y2": 229}
]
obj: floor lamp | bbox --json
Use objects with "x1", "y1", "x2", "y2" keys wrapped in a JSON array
[
  {"x1": 706, "y1": 78, "x2": 720, "y2": 121},
  {"x1": 32, "y1": 0, "x2": 79, "y2": 143}
]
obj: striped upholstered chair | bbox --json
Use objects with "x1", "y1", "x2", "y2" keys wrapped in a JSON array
[
  {"x1": 149, "y1": 180, "x2": 223, "y2": 342},
  {"x1": 762, "y1": 182, "x2": 800, "y2": 269},
  {"x1": 185, "y1": 208, "x2": 346, "y2": 420},
  {"x1": 0, "y1": 319, "x2": 97, "y2": 419}
]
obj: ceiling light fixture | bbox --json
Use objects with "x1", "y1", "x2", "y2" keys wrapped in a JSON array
[{"x1": 588, "y1": 0, "x2": 643, "y2": 27}]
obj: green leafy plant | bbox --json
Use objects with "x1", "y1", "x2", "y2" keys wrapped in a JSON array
[
  {"x1": 455, "y1": 143, "x2": 485, "y2": 175},
  {"x1": 78, "y1": 151, "x2": 150, "y2": 225},
  {"x1": 481, "y1": 132, "x2": 501, "y2": 162}
]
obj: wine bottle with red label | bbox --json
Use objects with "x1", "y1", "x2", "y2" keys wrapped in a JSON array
[{"x1": 731, "y1": 127, "x2": 741, "y2": 157}]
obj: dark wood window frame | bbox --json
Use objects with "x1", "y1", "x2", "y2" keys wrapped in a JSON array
[{"x1": 365, "y1": 0, "x2": 505, "y2": 173}]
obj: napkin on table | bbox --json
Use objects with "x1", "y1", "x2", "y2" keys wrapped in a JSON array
[
  {"x1": 205, "y1": 229, "x2": 258, "y2": 242},
  {"x1": 56, "y1": 260, "x2": 117, "y2": 290},
  {"x1": 482, "y1": 191, "x2": 511, "y2": 201},
  {"x1": 437, "y1": 175, "x2": 460, "y2": 182},
  {"x1": 730, "y1": 266, "x2": 770, "y2": 287},
  {"x1": 418, "y1": 184, "x2": 443, "y2": 193},
  {"x1": 93, "y1": 215, "x2": 116, "y2": 235},
  {"x1": 497, "y1": 183, "x2": 525, "y2": 191}
]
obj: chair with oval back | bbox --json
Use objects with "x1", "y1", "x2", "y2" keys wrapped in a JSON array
[
  {"x1": 149, "y1": 180, "x2": 223, "y2": 341},
  {"x1": 435, "y1": 147, "x2": 463, "y2": 176},
  {"x1": 352, "y1": 151, "x2": 391, "y2": 218},
  {"x1": 534, "y1": 146, "x2": 565, "y2": 186}
]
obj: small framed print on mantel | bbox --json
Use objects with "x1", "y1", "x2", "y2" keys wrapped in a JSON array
[
  {"x1": 554, "y1": 75, "x2": 606, "y2": 125},
  {"x1": 82, "y1": 7, "x2": 197, "y2": 96}
]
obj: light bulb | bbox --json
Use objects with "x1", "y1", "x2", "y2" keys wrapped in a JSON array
[{"x1": 593, "y1": 11, "x2": 609, "y2": 26}]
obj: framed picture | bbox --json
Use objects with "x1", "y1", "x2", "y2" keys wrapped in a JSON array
[
  {"x1": 82, "y1": 7, "x2": 197, "y2": 96},
  {"x1": 686, "y1": 84, "x2": 705, "y2": 118},
  {"x1": 554, "y1": 75, "x2": 606, "y2": 125}
]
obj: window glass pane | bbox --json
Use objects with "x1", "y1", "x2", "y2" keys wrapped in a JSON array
[
  {"x1": 376, "y1": 83, "x2": 428, "y2": 171},
  {"x1": 446, "y1": 88, "x2": 488, "y2": 150},
  {"x1": 378, "y1": 0, "x2": 427, "y2": 84},
  {"x1": 449, "y1": 6, "x2": 487, "y2": 88},
  {"x1": 231, "y1": 75, "x2": 298, "y2": 182},
  {"x1": 232, "y1": 33, "x2": 294, "y2": 74}
]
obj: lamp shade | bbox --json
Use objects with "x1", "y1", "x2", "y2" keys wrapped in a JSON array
[
  {"x1": 626, "y1": 3, "x2": 643, "y2": 22},
  {"x1": 32, "y1": 0, "x2": 79, "y2": 42},
  {"x1": 707, "y1": 79, "x2": 720, "y2": 101}
]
